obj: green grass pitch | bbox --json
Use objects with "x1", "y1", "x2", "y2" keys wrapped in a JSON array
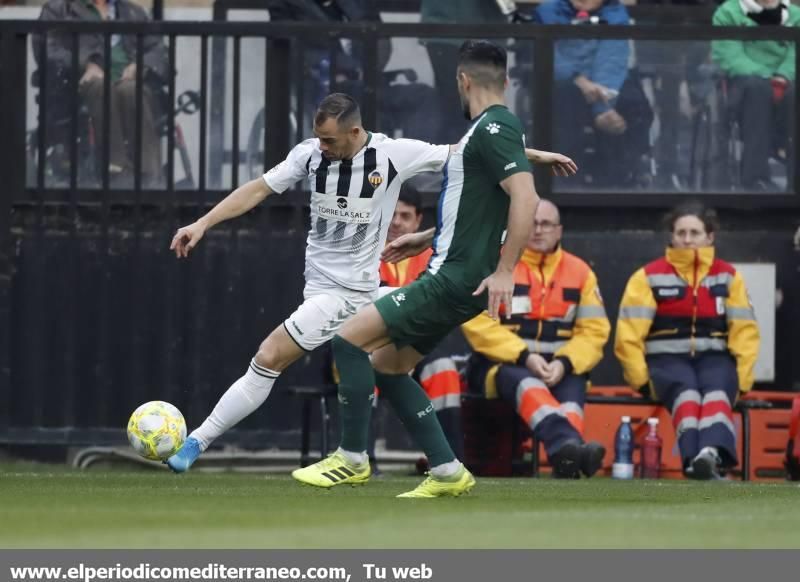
[{"x1": 1, "y1": 463, "x2": 799, "y2": 548}]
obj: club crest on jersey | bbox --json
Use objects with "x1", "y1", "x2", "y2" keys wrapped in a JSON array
[
  {"x1": 337, "y1": 197, "x2": 348, "y2": 209},
  {"x1": 368, "y1": 170, "x2": 383, "y2": 188},
  {"x1": 392, "y1": 292, "x2": 406, "y2": 307}
]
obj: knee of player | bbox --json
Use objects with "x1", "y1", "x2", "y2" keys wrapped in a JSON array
[
  {"x1": 371, "y1": 351, "x2": 415, "y2": 376},
  {"x1": 372, "y1": 361, "x2": 411, "y2": 375},
  {"x1": 253, "y1": 341, "x2": 292, "y2": 372}
]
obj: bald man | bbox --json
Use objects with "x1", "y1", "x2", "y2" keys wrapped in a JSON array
[{"x1": 462, "y1": 199, "x2": 610, "y2": 479}]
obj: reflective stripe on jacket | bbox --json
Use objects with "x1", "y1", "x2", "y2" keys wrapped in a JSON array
[
  {"x1": 614, "y1": 246, "x2": 760, "y2": 393},
  {"x1": 462, "y1": 247, "x2": 610, "y2": 397}
]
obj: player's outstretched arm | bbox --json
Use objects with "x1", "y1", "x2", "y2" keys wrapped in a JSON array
[
  {"x1": 524, "y1": 148, "x2": 578, "y2": 177},
  {"x1": 170, "y1": 178, "x2": 273, "y2": 259},
  {"x1": 473, "y1": 172, "x2": 538, "y2": 319},
  {"x1": 381, "y1": 228, "x2": 436, "y2": 263}
]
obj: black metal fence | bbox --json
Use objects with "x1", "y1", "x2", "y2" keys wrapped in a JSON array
[{"x1": 1, "y1": 19, "x2": 799, "y2": 448}]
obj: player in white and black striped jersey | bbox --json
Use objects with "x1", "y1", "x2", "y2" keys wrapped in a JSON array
[
  {"x1": 265, "y1": 129, "x2": 448, "y2": 294},
  {"x1": 165, "y1": 92, "x2": 576, "y2": 473},
  {"x1": 164, "y1": 93, "x2": 451, "y2": 472}
]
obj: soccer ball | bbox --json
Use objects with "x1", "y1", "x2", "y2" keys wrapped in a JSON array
[{"x1": 126, "y1": 401, "x2": 187, "y2": 461}]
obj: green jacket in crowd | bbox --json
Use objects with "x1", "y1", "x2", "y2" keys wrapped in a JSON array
[
  {"x1": 421, "y1": 0, "x2": 507, "y2": 24},
  {"x1": 421, "y1": 0, "x2": 507, "y2": 46},
  {"x1": 712, "y1": 0, "x2": 800, "y2": 81}
]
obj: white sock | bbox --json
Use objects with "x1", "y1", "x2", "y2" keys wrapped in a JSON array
[
  {"x1": 338, "y1": 448, "x2": 368, "y2": 466},
  {"x1": 430, "y1": 459, "x2": 462, "y2": 479},
  {"x1": 700, "y1": 446, "x2": 720, "y2": 459},
  {"x1": 190, "y1": 359, "x2": 279, "y2": 450}
]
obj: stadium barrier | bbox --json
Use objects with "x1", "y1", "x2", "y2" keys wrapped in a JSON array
[{"x1": 1, "y1": 18, "x2": 799, "y2": 452}]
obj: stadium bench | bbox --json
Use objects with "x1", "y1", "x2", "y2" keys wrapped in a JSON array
[{"x1": 463, "y1": 386, "x2": 790, "y2": 481}]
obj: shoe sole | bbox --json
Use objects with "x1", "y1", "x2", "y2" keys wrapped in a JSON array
[
  {"x1": 397, "y1": 474, "x2": 476, "y2": 498},
  {"x1": 291, "y1": 471, "x2": 370, "y2": 488},
  {"x1": 455, "y1": 476, "x2": 477, "y2": 496},
  {"x1": 166, "y1": 457, "x2": 195, "y2": 474}
]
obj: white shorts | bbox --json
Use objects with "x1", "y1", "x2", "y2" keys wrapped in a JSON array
[
  {"x1": 376, "y1": 286, "x2": 398, "y2": 300},
  {"x1": 283, "y1": 266, "x2": 377, "y2": 351}
]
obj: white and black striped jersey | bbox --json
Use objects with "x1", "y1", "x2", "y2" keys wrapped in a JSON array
[{"x1": 263, "y1": 133, "x2": 449, "y2": 291}]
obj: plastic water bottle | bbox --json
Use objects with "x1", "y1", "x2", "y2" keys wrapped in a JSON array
[
  {"x1": 640, "y1": 418, "x2": 663, "y2": 479},
  {"x1": 612, "y1": 415, "x2": 634, "y2": 479}
]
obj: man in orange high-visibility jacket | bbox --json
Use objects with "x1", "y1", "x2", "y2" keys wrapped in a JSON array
[
  {"x1": 462, "y1": 199, "x2": 610, "y2": 478},
  {"x1": 615, "y1": 202, "x2": 759, "y2": 480},
  {"x1": 377, "y1": 187, "x2": 464, "y2": 461}
]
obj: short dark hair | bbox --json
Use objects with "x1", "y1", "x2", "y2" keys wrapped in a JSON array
[
  {"x1": 315, "y1": 93, "x2": 361, "y2": 127},
  {"x1": 398, "y1": 187, "x2": 423, "y2": 215},
  {"x1": 457, "y1": 40, "x2": 507, "y2": 91},
  {"x1": 664, "y1": 201, "x2": 720, "y2": 235}
]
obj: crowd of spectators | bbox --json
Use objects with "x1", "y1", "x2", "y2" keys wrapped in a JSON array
[{"x1": 26, "y1": 0, "x2": 799, "y2": 193}]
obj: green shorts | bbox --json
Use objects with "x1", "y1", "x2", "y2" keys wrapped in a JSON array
[{"x1": 375, "y1": 272, "x2": 484, "y2": 355}]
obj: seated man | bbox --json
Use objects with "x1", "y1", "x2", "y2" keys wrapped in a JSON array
[
  {"x1": 535, "y1": 0, "x2": 651, "y2": 188},
  {"x1": 37, "y1": 0, "x2": 169, "y2": 187},
  {"x1": 712, "y1": 0, "x2": 800, "y2": 191},
  {"x1": 461, "y1": 199, "x2": 609, "y2": 478},
  {"x1": 378, "y1": 187, "x2": 464, "y2": 463}
]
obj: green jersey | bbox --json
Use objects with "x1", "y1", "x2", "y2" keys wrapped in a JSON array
[{"x1": 427, "y1": 104, "x2": 531, "y2": 291}]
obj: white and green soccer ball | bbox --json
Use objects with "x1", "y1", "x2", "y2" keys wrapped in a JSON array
[{"x1": 126, "y1": 400, "x2": 187, "y2": 461}]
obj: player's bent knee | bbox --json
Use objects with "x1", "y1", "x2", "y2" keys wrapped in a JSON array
[
  {"x1": 371, "y1": 347, "x2": 420, "y2": 376},
  {"x1": 254, "y1": 329, "x2": 303, "y2": 372},
  {"x1": 372, "y1": 361, "x2": 411, "y2": 376},
  {"x1": 338, "y1": 304, "x2": 391, "y2": 352},
  {"x1": 253, "y1": 346, "x2": 282, "y2": 371}
]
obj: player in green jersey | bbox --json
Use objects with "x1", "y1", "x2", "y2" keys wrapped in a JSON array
[{"x1": 293, "y1": 40, "x2": 563, "y2": 497}]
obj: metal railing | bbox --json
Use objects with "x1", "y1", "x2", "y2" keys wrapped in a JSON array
[
  {"x1": 1, "y1": 19, "x2": 799, "y2": 446},
  {"x1": 1, "y1": 20, "x2": 799, "y2": 206}
]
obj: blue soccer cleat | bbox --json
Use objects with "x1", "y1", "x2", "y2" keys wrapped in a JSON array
[{"x1": 166, "y1": 436, "x2": 202, "y2": 473}]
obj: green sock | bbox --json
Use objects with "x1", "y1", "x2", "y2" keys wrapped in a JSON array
[
  {"x1": 332, "y1": 335, "x2": 375, "y2": 453},
  {"x1": 375, "y1": 370, "x2": 456, "y2": 467}
]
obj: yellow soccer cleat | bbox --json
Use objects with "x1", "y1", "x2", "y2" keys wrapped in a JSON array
[
  {"x1": 397, "y1": 464, "x2": 476, "y2": 498},
  {"x1": 291, "y1": 450, "x2": 371, "y2": 488}
]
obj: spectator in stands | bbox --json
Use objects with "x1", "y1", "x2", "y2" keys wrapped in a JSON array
[
  {"x1": 462, "y1": 199, "x2": 609, "y2": 479},
  {"x1": 420, "y1": 0, "x2": 509, "y2": 143},
  {"x1": 615, "y1": 202, "x2": 760, "y2": 480},
  {"x1": 712, "y1": 0, "x2": 800, "y2": 191},
  {"x1": 268, "y1": 0, "x2": 388, "y2": 100},
  {"x1": 377, "y1": 187, "x2": 464, "y2": 466},
  {"x1": 535, "y1": 0, "x2": 652, "y2": 188},
  {"x1": 36, "y1": 0, "x2": 169, "y2": 188},
  {"x1": 269, "y1": 0, "x2": 441, "y2": 143}
]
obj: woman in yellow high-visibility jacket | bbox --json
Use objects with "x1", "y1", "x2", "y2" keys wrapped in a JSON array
[{"x1": 615, "y1": 202, "x2": 759, "y2": 479}]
